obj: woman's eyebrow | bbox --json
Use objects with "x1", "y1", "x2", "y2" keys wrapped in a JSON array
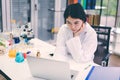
[
  {"x1": 74, "y1": 21, "x2": 79, "y2": 22},
  {"x1": 66, "y1": 20, "x2": 71, "y2": 23},
  {"x1": 74, "y1": 21, "x2": 80, "y2": 23}
]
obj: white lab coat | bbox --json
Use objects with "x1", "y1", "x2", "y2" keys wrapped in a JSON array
[{"x1": 54, "y1": 22, "x2": 97, "y2": 63}]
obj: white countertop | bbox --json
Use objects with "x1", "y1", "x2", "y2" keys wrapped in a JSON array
[{"x1": 0, "y1": 38, "x2": 98, "y2": 80}]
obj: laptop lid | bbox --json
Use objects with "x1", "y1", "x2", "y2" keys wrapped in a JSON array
[{"x1": 27, "y1": 56, "x2": 72, "y2": 80}]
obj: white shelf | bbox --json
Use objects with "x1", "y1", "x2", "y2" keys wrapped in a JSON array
[
  {"x1": 95, "y1": 6, "x2": 107, "y2": 10},
  {"x1": 85, "y1": 10, "x2": 99, "y2": 15}
]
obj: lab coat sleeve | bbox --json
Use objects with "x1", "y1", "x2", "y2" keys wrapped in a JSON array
[
  {"x1": 66, "y1": 34, "x2": 97, "y2": 63},
  {"x1": 54, "y1": 26, "x2": 68, "y2": 56}
]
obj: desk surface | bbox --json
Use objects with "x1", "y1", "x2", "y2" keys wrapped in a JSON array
[{"x1": 0, "y1": 38, "x2": 98, "y2": 80}]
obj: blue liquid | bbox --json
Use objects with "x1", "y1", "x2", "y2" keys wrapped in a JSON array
[{"x1": 13, "y1": 37, "x2": 20, "y2": 44}]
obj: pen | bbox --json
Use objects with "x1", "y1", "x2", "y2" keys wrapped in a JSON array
[{"x1": 84, "y1": 64, "x2": 91, "y2": 70}]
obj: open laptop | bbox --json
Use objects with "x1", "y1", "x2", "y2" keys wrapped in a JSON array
[{"x1": 27, "y1": 56, "x2": 78, "y2": 80}]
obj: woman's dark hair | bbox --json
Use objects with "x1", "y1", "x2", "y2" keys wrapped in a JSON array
[{"x1": 64, "y1": 3, "x2": 86, "y2": 23}]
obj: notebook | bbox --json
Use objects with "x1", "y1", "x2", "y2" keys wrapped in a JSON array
[
  {"x1": 85, "y1": 66, "x2": 120, "y2": 80},
  {"x1": 27, "y1": 56, "x2": 78, "y2": 80}
]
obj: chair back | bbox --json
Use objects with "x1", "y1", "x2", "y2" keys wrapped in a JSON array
[{"x1": 92, "y1": 25, "x2": 111, "y2": 65}]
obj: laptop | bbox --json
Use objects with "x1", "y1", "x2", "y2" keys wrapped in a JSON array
[{"x1": 27, "y1": 56, "x2": 78, "y2": 80}]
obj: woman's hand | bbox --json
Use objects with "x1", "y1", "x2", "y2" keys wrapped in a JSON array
[{"x1": 73, "y1": 23, "x2": 85, "y2": 37}]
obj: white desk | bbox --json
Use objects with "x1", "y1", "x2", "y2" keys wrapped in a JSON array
[{"x1": 0, "y1": 38, "x2": 98, "y2": 80}]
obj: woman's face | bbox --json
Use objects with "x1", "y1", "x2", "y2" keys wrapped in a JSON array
[{"x1": 66, "y1": 16, "x2": 83, "y2": 33}]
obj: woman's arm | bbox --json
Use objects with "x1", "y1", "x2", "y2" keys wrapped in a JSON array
[
  {"x1": 66, "y1": 31, "x2": 97, "y2": 63},
  {"x1": 54, "y1": 25, "x2": 69, "y2": 56}
]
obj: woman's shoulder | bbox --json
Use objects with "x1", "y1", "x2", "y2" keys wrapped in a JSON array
[
  {"x1": 85, "y1": 22, "x2": 95, "y2": 32},
  {"x1": 59, "y1": 24, "x2": 70, "y2": 32},
  {"x1": 58, "y1": 24, "x2": 72, "y2": 36},
  {"x1": 60, "y1": 24, "x2": 68, "y2": 29},
  {"x1": 85, "y1": 22, "x2": 97, "y2": 35}
]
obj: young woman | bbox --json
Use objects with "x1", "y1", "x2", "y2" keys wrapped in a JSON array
[{"x1": 55, "y1": 3, "x2": 97, "y2": 63}]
